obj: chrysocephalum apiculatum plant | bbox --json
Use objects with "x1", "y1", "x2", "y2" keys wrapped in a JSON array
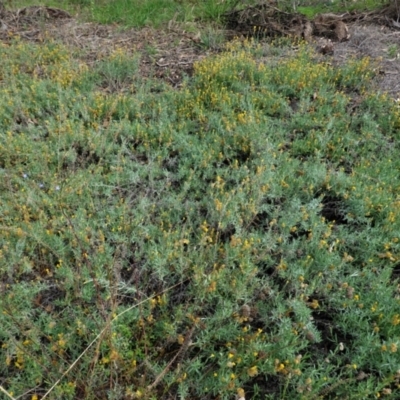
[{"x1": 0, "y1": 36, "x2": 400, "y2": 399}]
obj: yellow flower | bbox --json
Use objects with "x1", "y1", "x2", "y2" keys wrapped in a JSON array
[
  {"x1": 237, "y1": 387, "x2": 245, "y2": 399},
  {"x1": 309, "y1": 299, "x2": 319, "y2": 309},
  {"x1": 177, "y1": 335, "x2": 184, "y2": 345},
  {"x1": 247, "y1": 366, "x2": 258, "y2": 377},
  {"x1": 275, "y1": 363, "x2": 285, "y2": 372}
]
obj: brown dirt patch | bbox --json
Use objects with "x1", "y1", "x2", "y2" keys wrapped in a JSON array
[
  {"x1": 334, "y1": 24, "x2": 400, "y2": 98},
  {"x1": 224, "y1": 3, "x2": 352, "y2": 42}
]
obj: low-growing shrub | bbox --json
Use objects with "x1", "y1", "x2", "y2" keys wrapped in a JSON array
[{"x1": 0, "y1": 37, "x2": 400, "y2": 399}]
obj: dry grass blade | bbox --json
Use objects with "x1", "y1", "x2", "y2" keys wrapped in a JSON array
[
  {"x1": 0, "y1": 386, "x2": 16, "y2": 400},
  {"x1": 40, "y1": 280, "x2": 187, "y2": 400},
  {"x1": 147, "y1": 325, "x2": 196, "y2": 391}
]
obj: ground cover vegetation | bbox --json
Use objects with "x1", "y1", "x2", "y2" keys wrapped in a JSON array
[
  {"x1": 2, "y1": 34, "x2": 400, "y2": 400},
  {"x1": 1, "y1": 0, "x2": 400, "y2": 399}
]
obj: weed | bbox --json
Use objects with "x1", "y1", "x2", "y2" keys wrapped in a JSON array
[
  {"x1": 388, "y1": 44, "x2": 399, "y2": 59},
  {"x1": 199, "y1": 26, "x2": 226, "y2": 50}
]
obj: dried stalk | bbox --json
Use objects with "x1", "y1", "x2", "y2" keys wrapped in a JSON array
[{"x1": 147, "y1": 325, "x2": 195, "y2": 391}]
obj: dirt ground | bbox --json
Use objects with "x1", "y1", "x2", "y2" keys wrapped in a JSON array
[
  {"x1": 1, "y1": 4, "x2": 400, "y2": 98},
  {"x1": 334, "y1": 23, "x2": 400, "y2": 97}
]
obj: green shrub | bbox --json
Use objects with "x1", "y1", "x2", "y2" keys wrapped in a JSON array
[{"x1": 1, "y1": 37, "x2": 400, "y2": 399}]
